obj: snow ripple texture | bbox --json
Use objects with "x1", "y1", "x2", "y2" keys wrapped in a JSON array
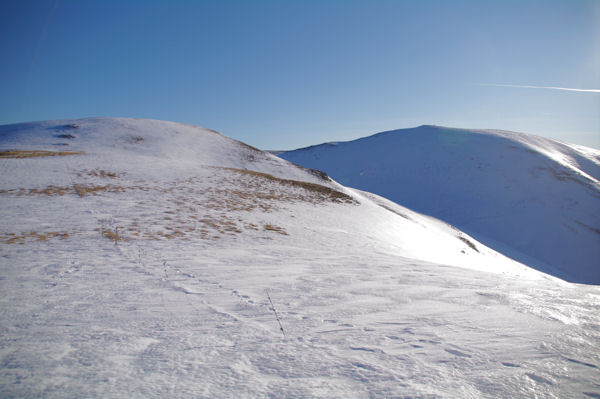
[{"x1": 0, "y1": 118, "x2": 599, "y2": 398}]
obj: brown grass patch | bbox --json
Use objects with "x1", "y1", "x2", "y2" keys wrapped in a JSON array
[
  {"x1": 264, "y1": 224, "x2": 288, "y2": 235},
  {"x1": 0, "y1": 166, "x2": 357, "y2": 245},
  {"x1": 160, "y1": 230, "x2": 186, "y2": 239},
  {"x1": 73, "y1": 184, "x2": 125, "y2": 197},
  {"x1": 222, "y1": 167, "x2": 357, "y2": 204},
  {"x1": 100, "y1": 227, "x2": 130, "y2": 243},
  {"x1": 0, "y1": 150, "x2": 84, "y2": 159},
  {"x1": 0, "y1": 186, "x2": 72, "y2": 196},
  {"x1": 91, "y1": 168, "x2": 358, "y2": 243},
  {"x1": 1, "y1": 184, "x2": 127, "y2": 197},
  {"x1": 1, "y1": 231, "x2": 69, "y2": 244}
]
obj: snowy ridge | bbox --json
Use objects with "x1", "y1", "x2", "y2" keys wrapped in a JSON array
[
  {"x1": 280, "y1": 125, "x2": 600, "y2": 284},
  {"x1": 1, "y1": 118, "x2": 599, "y2": 398},
  {"x1": 0, "y1": 117, "x2": 329, "y2": 184}
]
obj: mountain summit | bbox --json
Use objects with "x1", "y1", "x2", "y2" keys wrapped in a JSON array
[{"x1": 280, "y1": 125, "x2": 600, "y2": 284}]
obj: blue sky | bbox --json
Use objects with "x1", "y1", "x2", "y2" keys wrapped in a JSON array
[{"x1": 1, "y1": 0, "x2": 598, "y2": 149}]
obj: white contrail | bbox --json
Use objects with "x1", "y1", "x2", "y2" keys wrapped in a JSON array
[{"x1": 479, "y1": 83, "x2": 600, "y2": 93}]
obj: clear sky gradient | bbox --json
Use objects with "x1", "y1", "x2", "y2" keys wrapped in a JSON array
[{"x1": 1, "y1": 0, "x2": 599, "y2": 149}]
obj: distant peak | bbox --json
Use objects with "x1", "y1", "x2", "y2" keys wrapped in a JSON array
[{"x1": 417, "y1": 124, "x2": 442, "y2": 129}]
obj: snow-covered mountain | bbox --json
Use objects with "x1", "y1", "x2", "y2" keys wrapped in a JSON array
[
  {"x1": 280, "y1": 125, "x2": 600, "y2": 285},
  {"x1": 1, "y1": 118, "x2": 598, "y2": 398}
]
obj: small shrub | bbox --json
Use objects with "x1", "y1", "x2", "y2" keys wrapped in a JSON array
[
  {"x1": 458, "y1": 236, "x2": 479, "y2": 252},
  {"x1": 86, "y1": 169, "x2": 120, "y2": 178}
]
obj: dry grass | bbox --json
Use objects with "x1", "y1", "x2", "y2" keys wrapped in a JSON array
[
  {"x1": 0, "y1": 184, "x2": 126, "y2": 197},
  {"x1": 104, "y1": 168, "x2": 358, "y2": 242},
  {"x1": 1, "y1": 231, "x2": 69, "y2": 244},
  {"x1": 160, "y1": 230, "x2": 186, "y2": 239},
  {"x1": 1, "y1": 186, "x2": 71, "y2": 196},
  {"x1": 73, "y1": 184, "x2": 125, "y2": 197},
  {"x1": 85, "y1": 169, "x2": 120, "y2": 178},
  {"x1": 1, "y1": 165, "x2": 357, "y2": 245},
  {"x1": 264, "y1": 224, "x2": 288, "y2": 235},
  {"x1": 0, "y1": 150, "x2": 84, "y2": 159},
  {"x1": 100, "y1": 227, "x2": 131, "y2": 243},
  {"x1": 101, "y1": 227, "x2": 118, "y2": 241},
  {"x1": 222, "y1": 167, "x2": 357, "y2": 204},
  {"x1": 119, "y1": 209, "x2": 249, "y2": 242}
]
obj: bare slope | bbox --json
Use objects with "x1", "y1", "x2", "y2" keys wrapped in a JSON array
[
  {"x1": 1, "y1": 118, "x2": 598, "y2": 398},
  {"x1": 280, "y1": 125, "x2": 600, "y2": 284}
]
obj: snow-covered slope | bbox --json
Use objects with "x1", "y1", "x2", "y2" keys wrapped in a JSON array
[
  {"x1": 1, "y1": 118, "x2": 599, "y2": 398},
  {"x1": 280, "y1": 125, "x2": 600, "y2": 285}
]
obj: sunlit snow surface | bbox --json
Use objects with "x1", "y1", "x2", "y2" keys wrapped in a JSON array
[
  {"x1": 1, "y1": 118, "x2": 599, "y2": 398},
  {"x1": 280, "y1": 125, "x2": 600, "y2": 285}
]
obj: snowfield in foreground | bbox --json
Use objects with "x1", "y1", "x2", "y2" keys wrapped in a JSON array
[{"x1": 0, "y1": 118, "x2": 599, "y2": 398}]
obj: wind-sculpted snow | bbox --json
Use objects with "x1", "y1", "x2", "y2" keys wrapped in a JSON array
[
  {"x1": 1, "y1": 118, "x2": 599, "y2": 398},
  {"x1": 280, "y1": 125, "x2": 600, "y2": 284}
]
